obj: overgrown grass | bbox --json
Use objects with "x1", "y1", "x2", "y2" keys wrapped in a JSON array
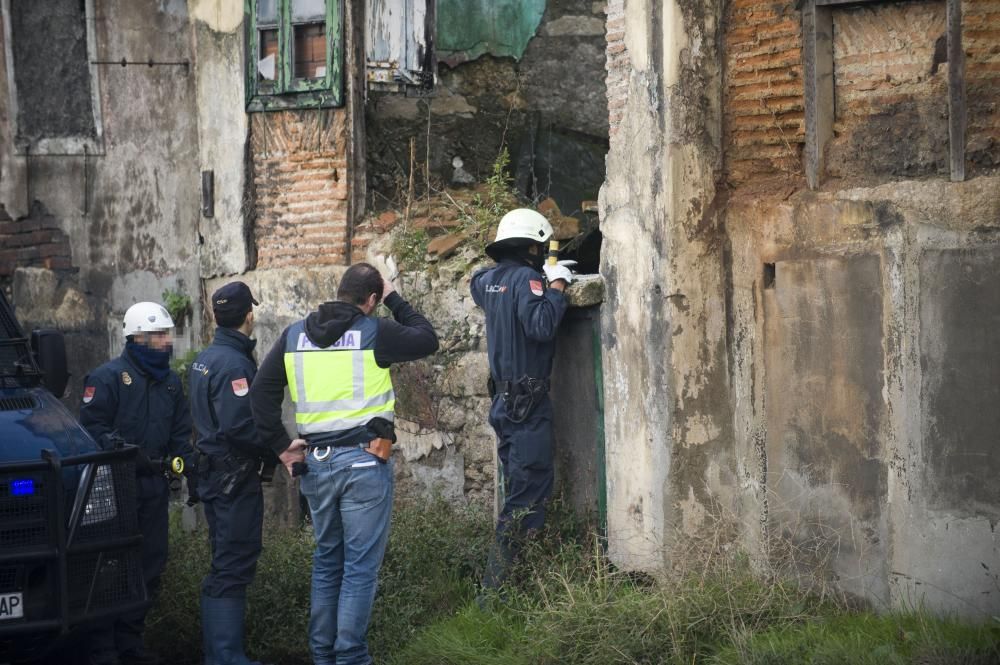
[
  {"x1": 713, "y1": 613, "x2": 1000, "y2": 664},
  {"x1": 146, "y1": 498, "x2": 492, "y2": 664},
  {"x1": 147, "y1": 499, "x2": 998, "y2": 665}
]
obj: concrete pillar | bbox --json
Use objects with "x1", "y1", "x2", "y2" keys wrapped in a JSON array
[{"x1": 599, "y1": 0, "x2": 732, "y2": 572}]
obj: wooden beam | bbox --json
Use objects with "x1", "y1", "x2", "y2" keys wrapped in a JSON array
[
  {"x1": 803, "y1": 2, "x2": 834, "y2": 190},
  {"x1": 947, "y1": 0, "x2": 966, "y2": 182}
]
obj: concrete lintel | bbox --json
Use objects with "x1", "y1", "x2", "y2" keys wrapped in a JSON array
[
  {"x1": 802, "y1": 2, "x2": 833, "y2": 191},
  {"x1": 946, "y1": 0, "x2": 966, "y2": 182}
]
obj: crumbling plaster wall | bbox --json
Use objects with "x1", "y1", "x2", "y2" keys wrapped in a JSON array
[
  {"x1": 1, "y1": 0, "x2": 203, "y2": 408},
  {"x1": 722, "y1": 0, "x2": 1000, "y2": 618},
  {"x1": 726, "y1": 178, "x2": 1000, "y2": 617},
  {"x1": 603, "y1": 0, "x2": 1000, "y2": 617},
  {"x1": 600, "y1": 0, "x2": 734, "y2": 571}
]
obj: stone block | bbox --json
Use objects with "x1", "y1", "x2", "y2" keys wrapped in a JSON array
[
  {"x1": 551, "y1": 215, "x2": 581, "y2": 240},
  {"x1": 441, "y1": 352, "x2": 490, "y2": 398},
  {"x1": 13, "y1": 267, "x2": 95, "y2": 330},
  {"x1": 374, "y1": 210, "x2": 400, "y2": 232},
  {"x1": 565, "y1": 274, "x2": 605, "y2": 307},
  {"x1": 426, "y1": 233, "x2": 465, "y2": 260},
  {"x1": 412, "y1": 215, "x2": 463, "y2": 236},
  {"x1": 395, "y1": 418, "x2": 451, "y2": 462},
  {"x1": 537, "y1": 197, "x2": 561, "y2": 217}
]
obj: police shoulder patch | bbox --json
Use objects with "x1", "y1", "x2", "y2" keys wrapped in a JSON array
[
  {"x1": 529, "y1": 279, "x2": 544, "y2": 296},
  {"x1": 231, "y1": 377, "x2": 249, "y2": 397},
  {"x1": 82, "y1": 386, "x2": 96, "y2": 404}
]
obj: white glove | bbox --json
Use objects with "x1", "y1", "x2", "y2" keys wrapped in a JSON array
[{"x1": 543, "y1": 260, "x2": 576, "y2": 285}]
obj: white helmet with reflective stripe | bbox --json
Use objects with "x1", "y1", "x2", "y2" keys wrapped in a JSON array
[
  {"x1": 122, "y1": 302, "x2": 175, "y2": 338},
  {"x1": 485, "y1": 208, "x2": 553, "y2": 260}
]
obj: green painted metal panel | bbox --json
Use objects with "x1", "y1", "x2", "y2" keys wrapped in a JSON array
[{"x1": 436, "y1": 0, "x2": 545, "y2": 63}]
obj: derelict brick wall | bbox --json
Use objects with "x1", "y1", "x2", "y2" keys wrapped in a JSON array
[
  {"x1": 722, "y1": 0, "x2": 999, "y2": 187},
  {"x1": 605, "y1": 0, "x2": 627, "y2": 142},
  {"x1": 0, "y1": 204, "x2": 73, "y2": 277},
  {"x1": 250, "y1": 109, "x2": 350, "y2": 269},
  {"x1": 724, "y1": 0, "x2": 805, "y2": 187},
  {"x1": 966, "y1": 0, "x2": 1000, "y2": 167},
  {"x1": 826, "y1": 1, "x2": 949, "y2": 177}
]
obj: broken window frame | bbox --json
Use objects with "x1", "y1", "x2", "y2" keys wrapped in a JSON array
[
  {"x1": 1, "y1": 0, "x2": 105, "y2": 155},
  {"x1": 800, "y1": 0, "x2": 966, "y2": 188},
  {"x1": 245, "y1": 0, "x2": 343, "y2": 112}
]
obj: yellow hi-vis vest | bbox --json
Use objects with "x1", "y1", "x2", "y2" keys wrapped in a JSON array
[{"x1": 282, "y1": 317, "x2": 395, "y2": 435}]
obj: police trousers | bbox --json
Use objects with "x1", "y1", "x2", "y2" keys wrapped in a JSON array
[
  {"x1": 489, "y1": 394, "x2": 554, "y2": 535},
  {"x1": 199, "y1": 459, "x2": 263, "y2": 599},
  {"x1": 89, "y1": 475, "x2": 169, "y2": 662}
]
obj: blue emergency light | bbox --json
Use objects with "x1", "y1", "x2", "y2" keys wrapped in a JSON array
[{"x1": 10, "y1": 479, "x2": 35, "y2": 496}]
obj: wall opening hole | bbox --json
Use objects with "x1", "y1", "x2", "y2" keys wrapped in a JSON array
[
  {"x1": 763, "y1": 263, "x2": 776, "y2": 290},
  {"x1": 559, "y1": 229, "x2": 602, "y2": 275}
]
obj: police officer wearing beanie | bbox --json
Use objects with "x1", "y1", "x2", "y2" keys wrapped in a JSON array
[
  {"x1": 470, "y1": 208, "x2": 574, "y2": 590},
  {"x1": 81, "y1": 301, "x2": 195, "y2": 665},
  {"x1": 189, "y1": 282, "x2": 275, "y2": 665}
]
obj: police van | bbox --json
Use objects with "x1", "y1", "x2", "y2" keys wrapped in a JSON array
[{"x1": 0, "y1": 290, "x2": 147, "y2": 661}]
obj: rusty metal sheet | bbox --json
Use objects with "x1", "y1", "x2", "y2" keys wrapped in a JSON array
[{"x1": 436, "y1": 0, "x2": 545, "y2": 65}]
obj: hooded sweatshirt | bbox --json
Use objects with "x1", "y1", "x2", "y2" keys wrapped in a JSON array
[{"x1": 250, "y1": 292, "x2": 438, "y2": 453}]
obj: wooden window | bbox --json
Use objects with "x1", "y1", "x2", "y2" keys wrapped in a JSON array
[{"x1": 246, "y1": 0, "x2": 342, "y2": 111}]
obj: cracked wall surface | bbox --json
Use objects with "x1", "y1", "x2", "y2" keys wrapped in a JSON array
[{"x1": 603, "y1": 0, "x2": 1000, "y2": 617}]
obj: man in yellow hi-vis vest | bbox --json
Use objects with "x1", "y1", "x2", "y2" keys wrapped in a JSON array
[{"x1": 250, "y1": 263, "x2": 438, "y2": 665}]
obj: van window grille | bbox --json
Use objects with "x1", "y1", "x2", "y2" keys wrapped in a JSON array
[{"x1": 0, "y1": 395, "x2": 39, "y2": 411}]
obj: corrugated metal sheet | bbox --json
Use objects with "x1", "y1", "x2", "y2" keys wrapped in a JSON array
[
  {"x1": 436, "y1": 0, "x2": 545, "y2": 65},
  {"x1": 366, "y1": 0, "x2": 434, "y2": 90}
]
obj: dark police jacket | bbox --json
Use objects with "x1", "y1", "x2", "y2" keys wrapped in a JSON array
[
  {"x1": 80, "y1": 348, "x2": 193, "y2": 472},
  {"x1": 250, "y1": 292, "x2": 438, "y2": 454},
  {"x1": 189, "y1": 327, "x2": 271, "y2": 460},
  {"x1": 470, "y1": 259, "x2": 567, "y2": 384}
]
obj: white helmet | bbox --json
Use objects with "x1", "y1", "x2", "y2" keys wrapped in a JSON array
[
  {"x1": 485, "y1": 208, "x2": 553, "y2": 260},
  {"x1": 122, "y1": 302, "x2": 175, "y2": 338}
]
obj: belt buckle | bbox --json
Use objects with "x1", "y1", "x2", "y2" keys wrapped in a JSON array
[{"x1": 313, "y1": 446, "x2": 332, "y2": 461}]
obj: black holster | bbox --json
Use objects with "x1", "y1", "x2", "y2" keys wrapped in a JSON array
[
  {"x1": 200, "y1": 452, "x2": 257, "y2": 497},
  {"x1": 499, "y1": 376, "x2": 549, "y2": 424}
]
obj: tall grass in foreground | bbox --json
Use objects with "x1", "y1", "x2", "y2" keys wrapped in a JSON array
[
  {"x1": 147, "y1": 498, "x2": 999, "y2": 664},
  {"x1": 146, "y1": 498, "x2": 491, "y2": 664}
]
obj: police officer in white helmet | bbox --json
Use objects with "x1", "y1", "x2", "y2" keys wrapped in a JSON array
[
  {"x1": 80, "y1": 301, "x2": 195, "y2": 665},
  {"x1": 470, "y1": 208, "x2": 575, "y2": 591}
]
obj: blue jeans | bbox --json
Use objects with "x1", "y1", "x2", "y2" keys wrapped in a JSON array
[{"x1": 299, "y1": 446, "x2": 394, "y2": 665}]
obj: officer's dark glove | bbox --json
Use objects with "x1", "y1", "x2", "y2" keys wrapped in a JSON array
[
  {"x1": 185, "y1": 471, "x2": 200, "y2": 506},
  {"x1": 134, "y1": 450, "x2": 157, "y2": 475}
]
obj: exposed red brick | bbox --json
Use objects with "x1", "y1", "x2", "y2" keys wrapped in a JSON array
[{"x1": 250, "y1": 108, "x2": 356, "y2": 268}]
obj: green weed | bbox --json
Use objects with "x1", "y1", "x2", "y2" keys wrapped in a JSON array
[
  {"x1": 390, "y1": 225, "x2": 430, "y2": 271},
  {"x1": 712, "y1": 612, "x2": 1000, "y2": 665},
  {"x1": 162, "y1": 288, "x2": 192, "y2": 324},
  {"x1": 458, "y1": 147, "x2": 519, "y2": 253}
]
